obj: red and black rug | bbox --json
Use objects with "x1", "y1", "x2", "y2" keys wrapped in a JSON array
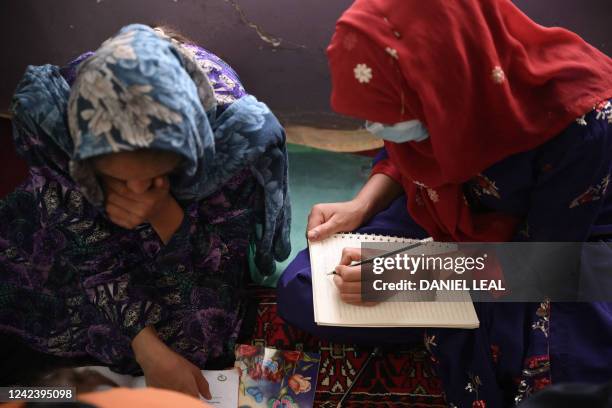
[{"x1": 244, "y1": 288, "x2": 446, "y2": 407}]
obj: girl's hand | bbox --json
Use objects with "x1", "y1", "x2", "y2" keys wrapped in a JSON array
[
  {"x1": 103, "y1": 176, "x2": 172, "y2": 229},
  {"x1": 103, "y1": 176, "x2": 184, "y2": 243},
  {"x1": 333, "y1": 247, "x2": 378, "y2": 306},
  {"x1": 307, "y1": 200, "x2": 369, "y2": 242},
  {"x1": 307, "y1": 173, "x2": 404, "y2": 242},
  {"x1": 132, "y1": 327, "x2": 212, "y2": 400}
]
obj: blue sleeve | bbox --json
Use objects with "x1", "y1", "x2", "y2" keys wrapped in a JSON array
[{"x1": 513, "y1": 117, "x2": 612, "y2": 242}]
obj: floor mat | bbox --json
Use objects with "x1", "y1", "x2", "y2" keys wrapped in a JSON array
[{"x1": 246, "y1": 288, "x2": 446, "y2": 407}]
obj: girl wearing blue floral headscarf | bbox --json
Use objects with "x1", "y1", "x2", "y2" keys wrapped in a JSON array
[{"x1": 2, "y1": 24, "x2": 290, "y2": 398}]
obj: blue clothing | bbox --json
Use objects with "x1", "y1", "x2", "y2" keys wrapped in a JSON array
[
  {"x1": 278, "y1": 99, "x2": 612, "y2": 407},
  {"x1": 14, "y1": 24, "x2": 290, "y2": 274},
  {"x1": 1, "y1": 25, "x2": 288, "y2": 374}
]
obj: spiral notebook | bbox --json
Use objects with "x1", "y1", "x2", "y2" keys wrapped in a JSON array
[{"x1": 309, "y1": 233, "x2": 480, "y2": 328}]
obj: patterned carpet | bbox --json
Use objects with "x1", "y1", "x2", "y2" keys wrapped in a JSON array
[{"x1": 245, "y1": 288, "x2": 446, "y2": 407}]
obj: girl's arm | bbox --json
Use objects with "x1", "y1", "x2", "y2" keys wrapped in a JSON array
[{"x1": 307, "y1": 147, "x2": 405, "y2": 241}]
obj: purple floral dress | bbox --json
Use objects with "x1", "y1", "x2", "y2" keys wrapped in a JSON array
[{"x1": 0, "y1": 44, "x2": 256, "y2": 374}]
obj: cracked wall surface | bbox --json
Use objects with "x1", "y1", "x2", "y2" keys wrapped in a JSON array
[{"x1": 1, "y1": 0, "x2": 610, "y2": 129}]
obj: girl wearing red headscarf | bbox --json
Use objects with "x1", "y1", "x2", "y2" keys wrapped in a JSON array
[{"x1": 278, "y1": 0, "x2": 612, "y2": 406}]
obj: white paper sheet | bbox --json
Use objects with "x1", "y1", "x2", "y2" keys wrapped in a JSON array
[{"x1": 80, "y1": 366, "x2": 239, "y2": 407}]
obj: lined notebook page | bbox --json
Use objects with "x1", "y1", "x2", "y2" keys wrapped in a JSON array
[{"x1": 309, "y1": 233, "x2": 479, "y2": 329}]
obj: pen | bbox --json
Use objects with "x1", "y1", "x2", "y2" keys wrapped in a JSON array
[
  {"x1": 336, "y1": 347, "x2": 381, "y2": 407},
  {"x1": 327, "y1": 239, "x2": 428, "y2": 275}
]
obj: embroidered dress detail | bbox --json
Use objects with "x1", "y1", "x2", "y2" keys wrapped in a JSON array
[
  {"x1": 427, "y1": 188, "x2": 439, "y2": 203},
  {"x1": 354, "y1": 63, "x2": 373, "y2": 84},
  {"x1": 491, "y1": 66, "x2": 505, "y2": 84},
  {"x1": 595, "y1": 100, "x2": 612, "y2": 123},
  {"x1": 385, "y1": 47, "x2": 398, "y2": 59},
  {"x1": 569, "y1": 174, "x2": 610, "y2": 208}
]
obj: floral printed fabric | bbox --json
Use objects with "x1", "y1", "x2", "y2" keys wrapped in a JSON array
[
  {"x1": 44, "y1": 24, "x2": 290, "y2": 273},
  {"x1": 1, "y1": 24, "x2": 288, "y2": 372}
]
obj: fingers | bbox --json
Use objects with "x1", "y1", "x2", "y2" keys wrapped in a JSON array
[
  {"x1": 338, "y1": 293, "x2": 363, "y2": 304},
  {"x1": 338, "y1": 293, "x2": 378, "y2": 305},
  {"x1": 103, "y1": 176, "x2": 171, "y2": 228},
  {"x1": 103, "y1": 176, "x2": 129, "y2": 196},
  {"x1": 182, "y1": 381, "x2": 201, "y2": 399},
  {"x1": 306, "y1": 205, "x2": 326, "y2": 241},
  {"x1": 154, "y1": 176, "x2": 170, "y2": 190},
  {"x1": 334, "y1": 264, "x2": 362, "y2": 282},
  {"x1": 154, "y1": 177, "x2": 164, "y2": 189},
  {"x1": 307, "y1": 204, "x2": 341, "y2": 242},
  {"x1": 105, "y1": 177, "x2": 168, "y2": 204},
  {"x1": 119, "y1": 188, "x2": 157, "y2": 204},
  {"x1": 334, "y1": 258, "x2": 368, "y2": 305},
  {"x1": 339, "y1": 247, "x2": 362, "y2": 266},
  {"x1": 193, "y1": 369, "x2": 212, "y2": 400},
  {"x1": 307, "y1": 217, "x2": 339, "y2": 242},
  {"x1": 105, "y1": 202, "x2": 143, "y2": 229},
  {"x1": 105, "y1": 202, "x2": 134, "y2": 229},
  {"x1": 106, "y1": 193, "x2": 147, "y2": 218},
  {"x1": 333, "y1": 275, "x2": 361, "y2": 293},
  {"x1": 334, "y1": 264, "x2": 362, "y2": 305},
  {"x1": 334, "y1": 282, "x2": 379, "y2": 306},
  {"x1": 306, "y1": 201, "x2": 364, "y2": 242}
]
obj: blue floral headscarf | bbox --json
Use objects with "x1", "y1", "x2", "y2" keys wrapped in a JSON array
[{"x1": 13, "y1": 24, "x2": 291, "y2": 274}]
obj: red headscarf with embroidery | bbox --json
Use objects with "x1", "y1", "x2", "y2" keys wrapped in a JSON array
[{"x1": 327, "y1": 0, "x2": 612, "y2": 242}]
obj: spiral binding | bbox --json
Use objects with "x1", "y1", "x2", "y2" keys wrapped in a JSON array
[
  {"x1": 333, "y1": 232, "x2": 452, "y2": 250},
  {"x1": 336, "y1": 232, "x2": 416, "y2": 242}
]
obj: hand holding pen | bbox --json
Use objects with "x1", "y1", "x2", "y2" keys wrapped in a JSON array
[
  {"x1": 327, "y1": 240, "x2": 428, "y2": 275},
  {"x1": 329, "y1": 240, "x2": 428, "y2": 306}
]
